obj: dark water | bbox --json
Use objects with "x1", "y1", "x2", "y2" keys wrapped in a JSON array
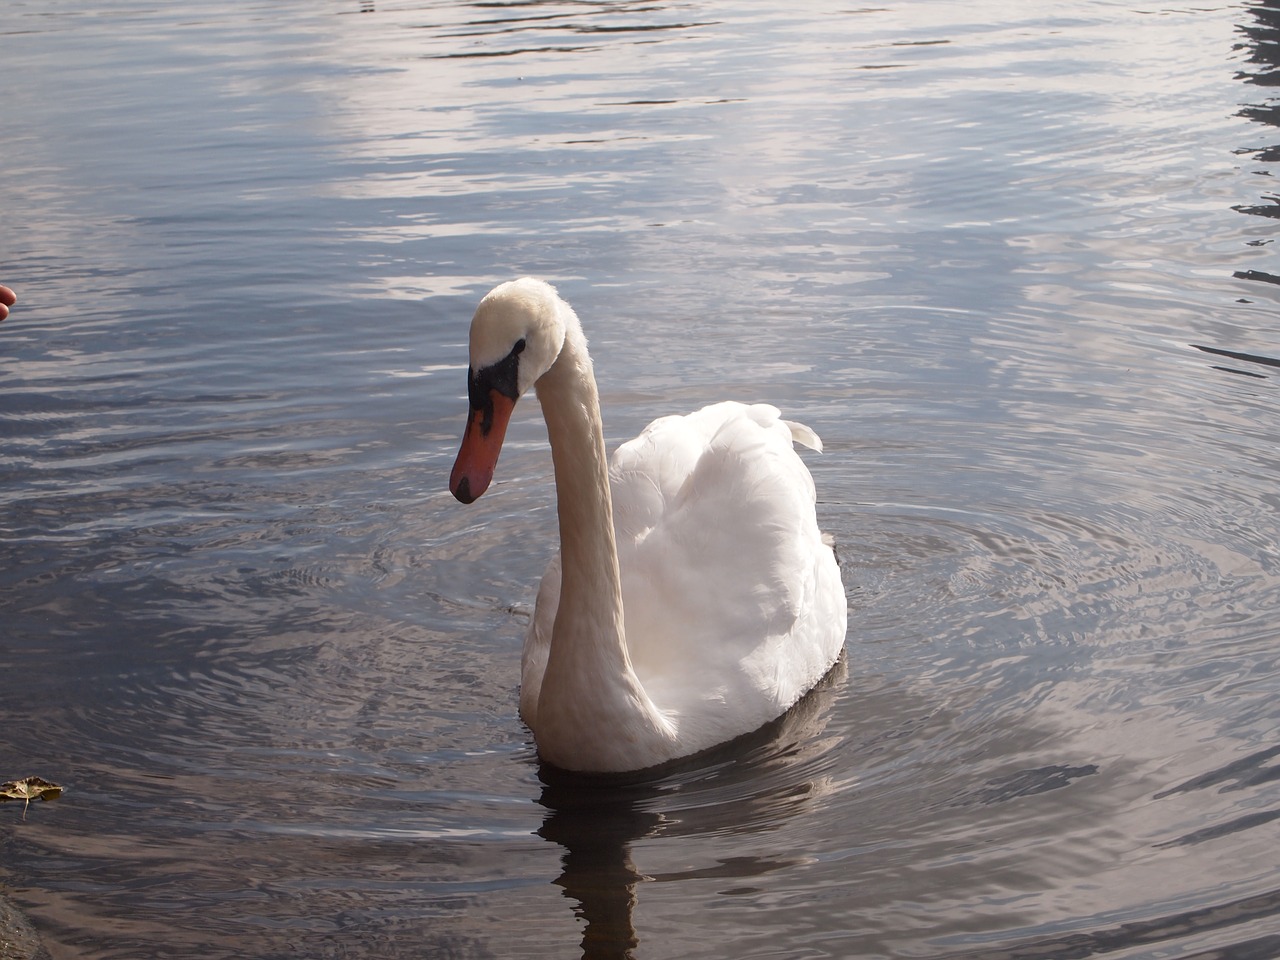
[{"x1": 4, "y1": 1, "x2": 1280, "y2": 957}]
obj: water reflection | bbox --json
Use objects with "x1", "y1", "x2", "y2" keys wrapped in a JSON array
[
  {"x1": 1236, "y1": 1, "x2": 1280, "y2": 123},
  {"x1": 536, "y1": 660, "x2": 847, "y2": 959},
  {"x1": 7, "y1": 1, "x2": 1280, "y2": 957},
  {"x1": 538, "y1": 783, "x2": 650, "y2": 958},
  {"x1": 941, "y1": 888, "x2": 1280, "y2": 960},
  {"x1": 1190, "y1": 342, "x2": 1280, "y2": 378},
  {"x1": 1235, "y1": 0, "x2": 1280, "y2": 291}
]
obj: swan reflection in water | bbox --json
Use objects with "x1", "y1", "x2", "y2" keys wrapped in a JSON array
[{"x1": 535, "y1": 657, "x2": 849, "y2": 960}]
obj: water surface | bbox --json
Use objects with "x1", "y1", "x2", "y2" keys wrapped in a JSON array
[{"x1": 3, "y1": 1, "x2": 1280, "y2": 957}]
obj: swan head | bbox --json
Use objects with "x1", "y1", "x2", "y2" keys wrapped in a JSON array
[{"x1": 450, "y1": 278, "x2": 567, "y2": 503}]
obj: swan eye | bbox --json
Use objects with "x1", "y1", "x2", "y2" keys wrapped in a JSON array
[{"x1": 467, "y1": 338, "x2": 526, "y2": 434}]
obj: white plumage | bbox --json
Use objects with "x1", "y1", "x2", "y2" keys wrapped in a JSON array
[{"x1": 450, "y1": 279, "x2": 847, "y2": 773}]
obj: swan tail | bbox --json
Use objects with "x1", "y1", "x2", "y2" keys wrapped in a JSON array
[
  {"x1": 783, "y1": 419, "x2": 823, "y2": 453},
  {"x1": 822, "y1": 530, "x2": 841, "y2": 567}
]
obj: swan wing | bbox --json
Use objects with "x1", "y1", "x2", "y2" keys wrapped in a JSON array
[
  {"x1": 609, "y1": 402, "x2": 847, "y2": 742},
  {"x1": 520, "y1": 552, "x2": 559, "y2": 729}
]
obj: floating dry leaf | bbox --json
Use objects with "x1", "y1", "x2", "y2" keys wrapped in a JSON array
[{"x1": 1, "y1": 777, "x2": 64, "y2": 819}]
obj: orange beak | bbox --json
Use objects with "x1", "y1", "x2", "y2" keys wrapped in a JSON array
[{"x1": 450, "y1": 390, "x2": 516, "y2": 503}]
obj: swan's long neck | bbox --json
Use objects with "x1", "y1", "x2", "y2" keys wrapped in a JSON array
[
  {"x1": 537, "y1": 323, "x2": 625, "y2": 663},
  {"x1": 532, "y1": 317, "x2": 674, "y2": 771}
]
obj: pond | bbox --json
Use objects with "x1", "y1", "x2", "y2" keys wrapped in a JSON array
[{"x1": 3, "y1": 1, "x2": 1280, "y2": 957}]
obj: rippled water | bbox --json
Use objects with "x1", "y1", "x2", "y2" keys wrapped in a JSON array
[{"x1": 4, "y1": 1, "x2": 1280, "y2": 957}]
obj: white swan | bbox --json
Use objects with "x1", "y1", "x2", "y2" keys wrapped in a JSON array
[{"x1": 450, "y1": 278, "x2": 847, "y2": 773}]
